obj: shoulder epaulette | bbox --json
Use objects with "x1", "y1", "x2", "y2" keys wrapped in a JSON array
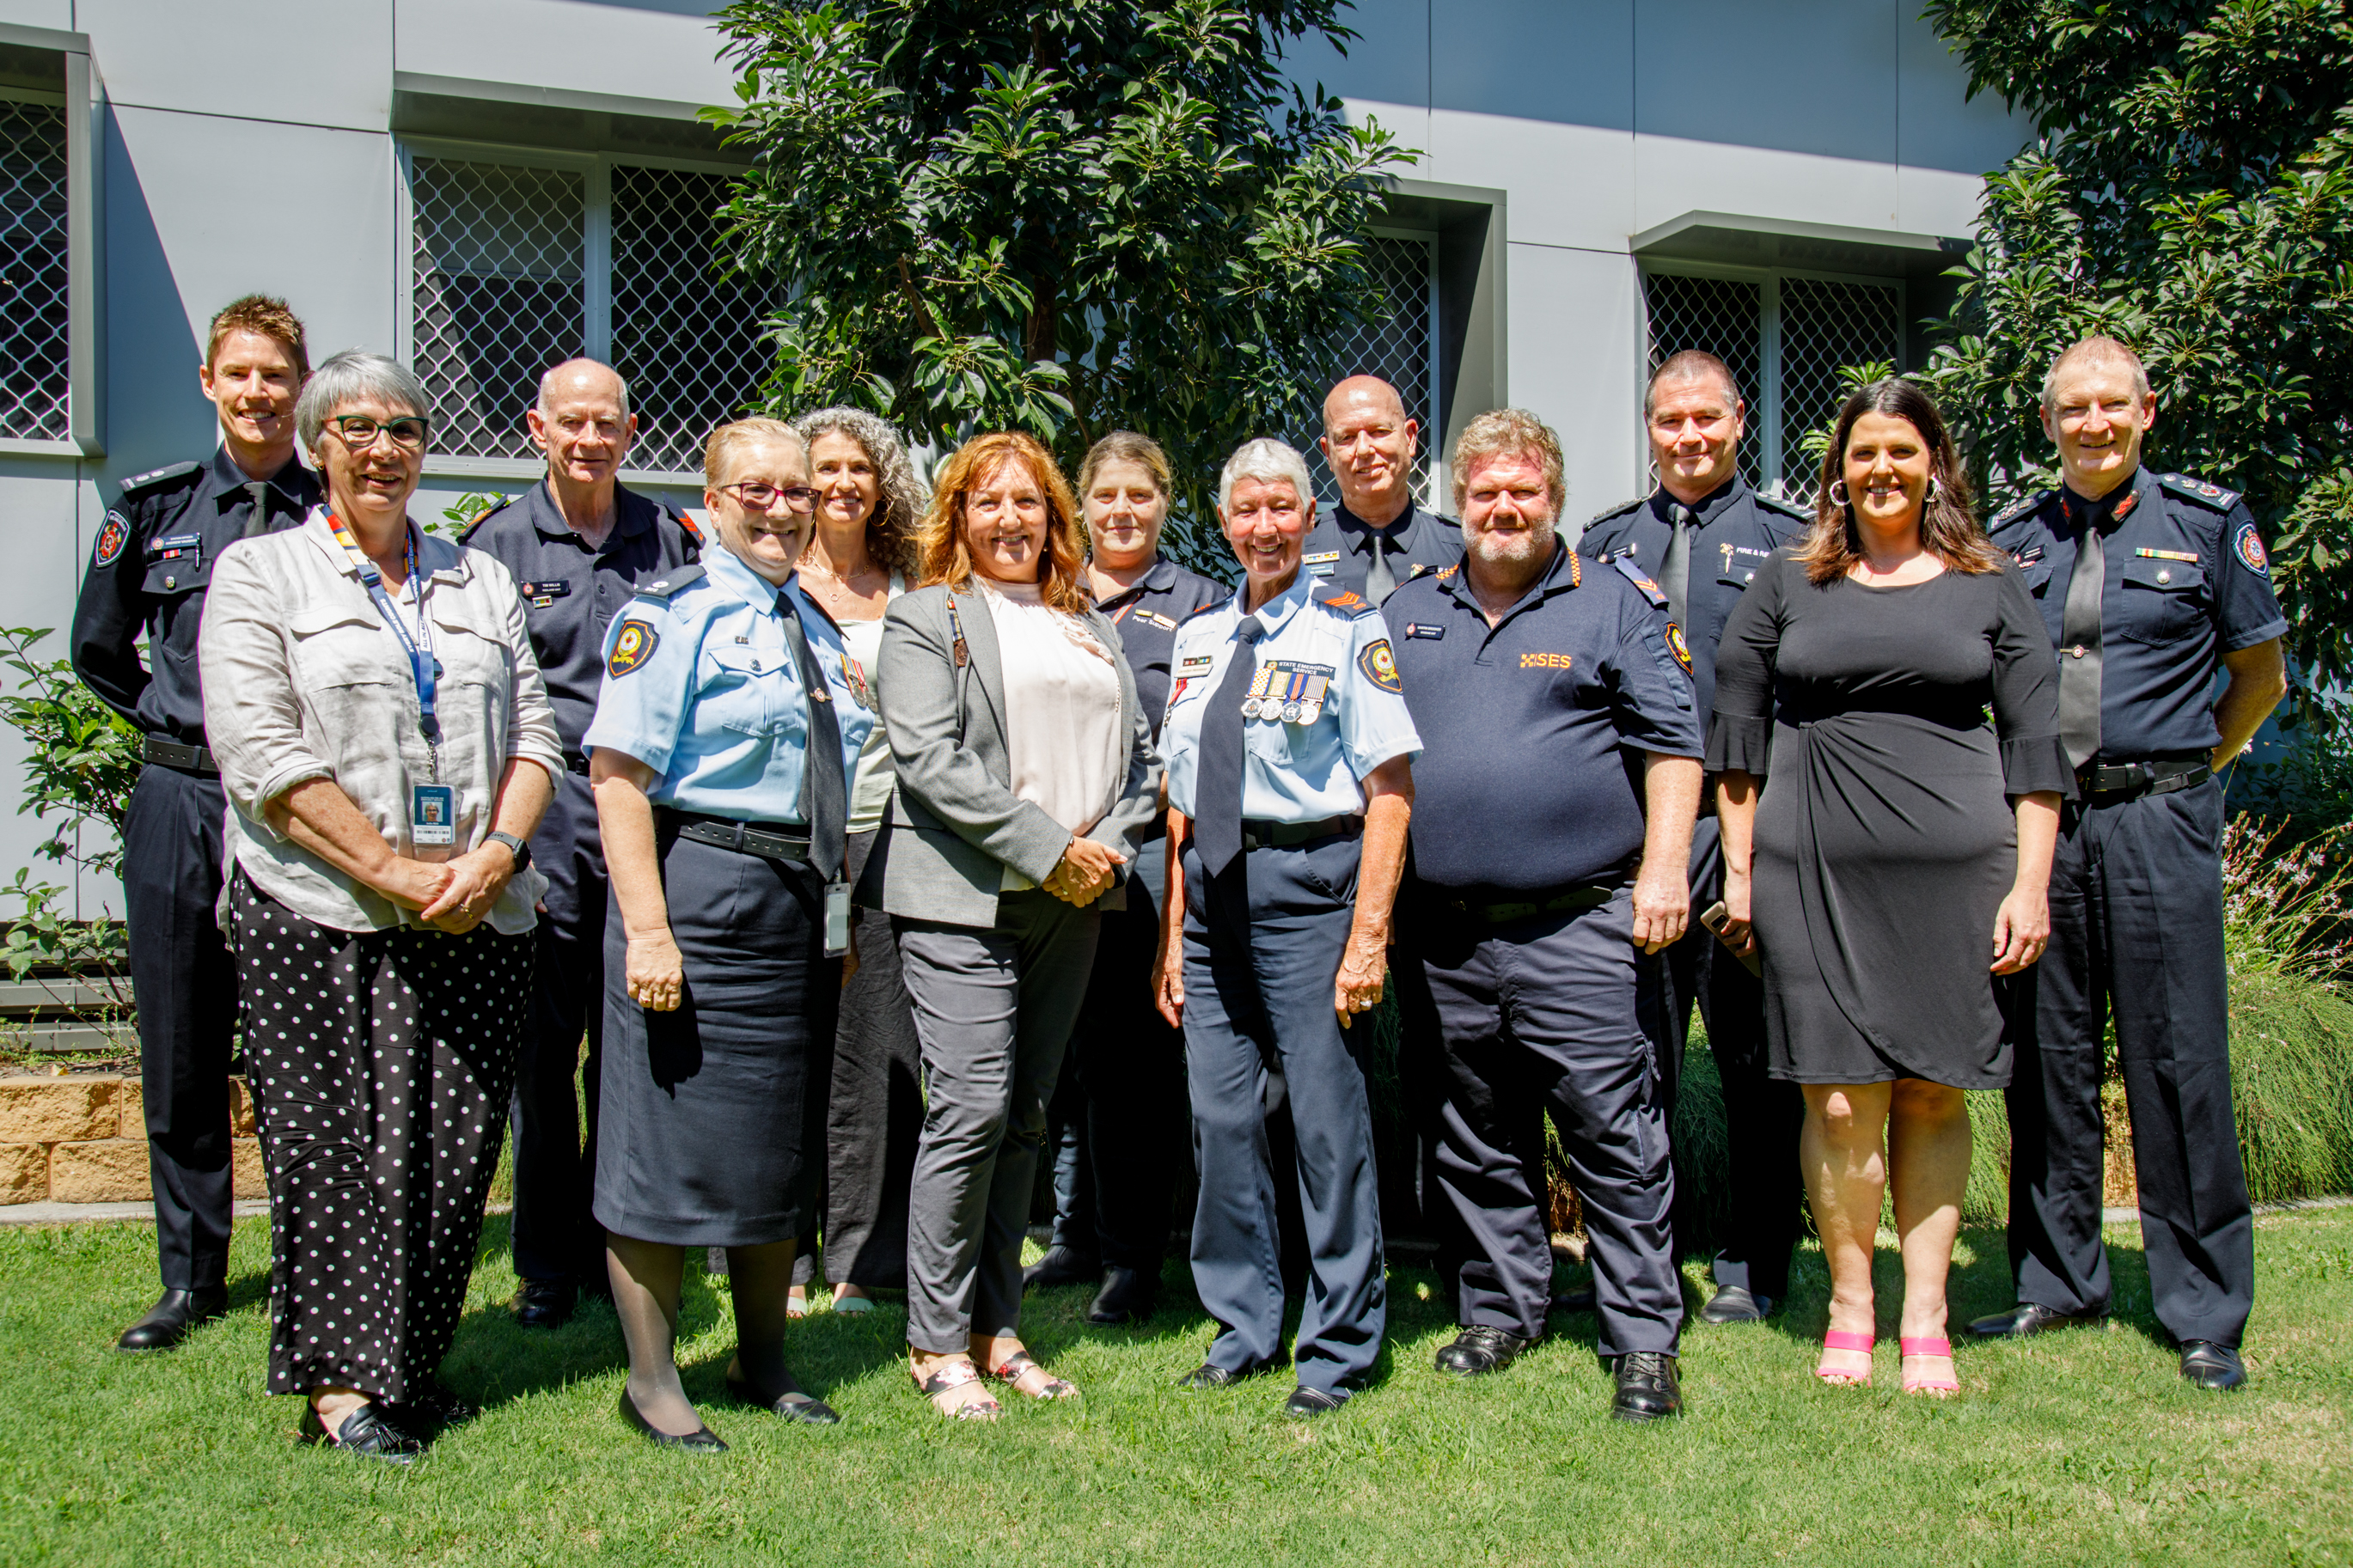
[
  {"x1": 1610, "y1": 554, "x2": 1668, "y2": 607},
  {"x1": 119, "y1": 461, "x2": 202, "y2": 499},
  {"x1": 1988, "y1": 490, "x2": 2053, "y2": 533},
  {"x1": 455, "y1": 493, "x2": 515, "y2": 545},
  {"x1": 1178, "y1": 596, "x2": 1230, "y2": 625},
  {"x1": 669, "y1": 504, "x2": 705, "y2": 546},
  {"x1": 1313, "y1": 584, "x2": 1378, "y2": 619},
  {"x1": 633, "y1": 564, "x2": 707, "y2": 601},
  {"x1": 2160, "y1": 473, "x2": 2241, "y2": 512},
  {"x1": 1756, "y1": 493, "x2": 1812, "y2": 523},
  {"x1": 1588, "y1": 497, "x2": 1645, "y2": 527}
]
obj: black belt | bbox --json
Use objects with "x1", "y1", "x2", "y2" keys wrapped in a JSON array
[
  {"x1": 1447, "y1": 881, "x2": 1619, "y2": 925},
  {"x1": 1240, "y1": 815, "x2": 1361, "y2": 852},
  {"x1": 2079, "y1": 759, "x2": 2211, "y2": 802},
  {"x1": 142, "y1": 735, "x2": 217, "y2": 775},
  {"x1": 565, "y1": 752, "x2": 592, "y2": 776},
  {"x1": 661, "y1": 808, "x2": 811, "y2": 863}
]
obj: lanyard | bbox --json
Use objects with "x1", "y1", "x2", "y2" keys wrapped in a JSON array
[{"x1": 326, "y1": 512, "x2": 443, "y2": 767}]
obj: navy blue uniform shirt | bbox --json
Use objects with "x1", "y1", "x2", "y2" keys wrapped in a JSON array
[
  {"x1": 71, "y1": 446, "x2": 323, "y2": 744},
  {"x1": 1301, "y1": 501, "x2": 1463, "y2": 599},
  {"x1": 1986, "y1": 467, "x2": 2286, "y2": 762},
  {"x1": 1383, "y1": 542, "x2": 1702, "y2": 897},
  {"x1": 1091, "y1": 555, "x2": 1228, "y2": 742},
  {"x1": 1579, "y1": 477, "x2": 1809, "y2": 725},
  {"x1": 461, "y1": 479, "x2": 701, "y2": 755}
]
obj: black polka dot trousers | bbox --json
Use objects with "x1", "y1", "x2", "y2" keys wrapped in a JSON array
[{"x1": 232, "y1": 876, "x2": 529, "y2": 1403}]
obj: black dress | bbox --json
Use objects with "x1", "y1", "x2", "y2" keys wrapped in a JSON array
[{"x1": 1708, "y1": 552, "x2": 2070, "y2": 1089}]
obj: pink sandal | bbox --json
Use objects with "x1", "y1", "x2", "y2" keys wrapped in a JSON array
[
  {"x1": 1899, "y1": 1337, "x2": 1959, "y2": 1395},
  {"x1": 1815, "y1": 1331, "x2": 1874, "y2": 1386}
]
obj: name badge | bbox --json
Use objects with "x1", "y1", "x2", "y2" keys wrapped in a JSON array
[
  {"x1": 520, "y1": 580, "x2": 572, "y2": 608},
  {"x1": 1403, "y1": 622, "x2": 1445, "y2": 639},
  {"x1": 1303, "y1": 550, "x2": 1340, "y2": 578},
  {"x1": 825, "y1": 881, "x2": 852, "y2": 957},
  {"x1": 411, "y1": 784, "x2": 457, "y2": 846}
]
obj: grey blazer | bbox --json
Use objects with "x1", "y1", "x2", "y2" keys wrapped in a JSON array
[{"x1": 858, "y1": 580, "x2": 1161, "y2": 929}]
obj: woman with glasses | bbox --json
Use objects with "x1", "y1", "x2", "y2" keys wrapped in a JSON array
[
  {"x1": 583, "y1": 417, "x2": 874, "y2": 1449},
  {"x1": 200, "y1": 351, "x2": 564, "y2": 1461}
]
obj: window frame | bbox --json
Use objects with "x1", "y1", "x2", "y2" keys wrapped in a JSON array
[{"x1": 0, "y1": 26, "x2": 105, "y2": 461}]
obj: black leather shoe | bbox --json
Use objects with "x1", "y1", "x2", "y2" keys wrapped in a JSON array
[
  {"x1": 1434, "y1": 1325, "x2": 1536, "y2": 1376},
  {"x1": 1699, "y1": 1285, "x2": 1774, "y2": 1325},
  {"x1": 1549, "y1": 1287, "x2": 1597, "y2": 1314},
  {"x1": 1023, "y1": 1245, "x2": 1102, "y2": 1291},
  {"x1": 382, "y1": 1378, "x2": 477, "y2": 1431},
  {"x1": 1610, "y1": 1351, "x2": 1683, "y2": 1422},
  {"x1": 115, "y1": 1286, "x2": 228, "y2": 1351},
  {"x1": 726, "y1": 1368, "x2": 841, "y2": 1425},
  {"x1": 1284, "y1": 1385, "x2": 1348, "y2": 1419},
  {"x1": 512, "y1": 1279, "x2": 578, "y2": 1329},
  {"x1": 300, "y1": 1400, "x2": 425, "y2": 1462},
  {"x1": 619, "y1": 1387, "x2": 727, "y2": 1451},
  {"x1": 1966, "y1": 1302, "x2": 2106, "y2": 1339},
  {"x1": 2179, "y1": 1340, "x2": 2247, "y2": 1391},
  {"x1": 1087, "y1": 1266, "x2": 1158, "y2": 1325},
  {"x1": 1176, "y1": 1358, "x2": 1281, "y2": 1390}
]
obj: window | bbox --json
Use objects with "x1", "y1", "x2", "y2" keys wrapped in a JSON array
[
  {"x1": 1643, "y1": 267, "x2": 1904, "y2": 503},
  {"x1": 0, "y1": 95, "x2": 70, "y2": 443},
  {"x1": 1296, "y1": 232, "x2": 1441, "y2": 509},
  {"x1": 403, "y1": 144, "x2": 773, "y2": 479}
]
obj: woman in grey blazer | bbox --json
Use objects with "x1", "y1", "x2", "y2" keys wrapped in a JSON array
[{"x1": 860, "y1": 431, "x2": 1159, "y2": 1420}]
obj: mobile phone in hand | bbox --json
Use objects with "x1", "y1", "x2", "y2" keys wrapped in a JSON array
[{"x1": 1699, "y1": 900, "x2": 1763, "y2": 977}]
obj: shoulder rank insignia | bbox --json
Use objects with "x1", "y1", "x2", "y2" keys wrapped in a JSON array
[
  {"x1": 119, "y1": 461, "x2": 202, "y2": 498},
  {"x1": 634, "y1": 564, "x2": 706, "y2": 601},
  {"x1": 1358, "y1": 638, "x2": 1403, "y2": 693},
  {"x1": 1665, "y1": 622, "x2": 1693, "y2": 674},
  {"x1": 2234, "y1": 522, "x2": 2270, "y2": 575},
  {"x1": 607, "y1": 619, "x2": 660, "y2": 676},
  {"x1": 669, "y1": 505, "x2": 705, "y2": 547},
  {"x1": 1316, "y1": 585, "x2": 1376, "y2": 618},
  {"x1": 2160, "y1": 473, "x2": 2241, "y2": 512},
  {"x1": 93, "y1": 511, "x2": 131, "y2": 567},
  {"x1": 1611, "y1": 554, "x2": 1668, "y2": 607},
  {"x1": 1989, "y1": 490, "x2": 2051, "y2": 533},
  {"x1": 1589, "y1": 497, "x2": 1645, "y2": 526}
]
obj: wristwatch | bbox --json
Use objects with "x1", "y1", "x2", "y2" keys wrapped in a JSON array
[{"x1": 485, "y1": 830, "x2": 532, "y2": 872}]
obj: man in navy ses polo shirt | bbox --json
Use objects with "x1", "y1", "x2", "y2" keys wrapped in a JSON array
[{"x1": 1383, "y1": 409, "x2": 1703, "y2": 1422}]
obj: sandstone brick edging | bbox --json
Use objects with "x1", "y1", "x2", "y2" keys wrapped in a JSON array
[{"x1": 0, "y1": 1074, "x2": 266, "y2": 1205}]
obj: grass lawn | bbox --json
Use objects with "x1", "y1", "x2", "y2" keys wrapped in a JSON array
[{"x1": 2, "y1": 1210, "x2": 2348, "y2": 1567}]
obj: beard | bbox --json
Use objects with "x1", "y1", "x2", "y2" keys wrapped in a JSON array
[{"x1": 1467, "y1": 516, "x2": 1556, "y2": 570}]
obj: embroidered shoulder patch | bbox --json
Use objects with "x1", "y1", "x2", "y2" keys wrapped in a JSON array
[
  {"x1": 1358, "y1": 638, "x2": 1402, "y2": 693},
  {"x1": 608, "y1": 619, "x2": 660, "y2": 676},
  {"x1": 94, "y1": 512, "x2": 130, "y2": 567},
  {"x1": 2235, "y1": 522, "x2": 2270, "y2": 575},
  {"x1": 1665, "y1": 622, "x2": 1693, "y2": 674}
]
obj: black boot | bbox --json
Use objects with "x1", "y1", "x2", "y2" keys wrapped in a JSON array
[
  {"x1": 1087, "y1": 1266, "x2": 1158, "y2": 1325},
  {"x1": 512, "y1": 1278, "x2": 578, "y2": 1329},
  {"x1": 116, "y1": 1286, "x2": 228, "y2": 1351},
  {"x1": 1023, "y1": 1245, "x2": 1101, "y2": 1291}
]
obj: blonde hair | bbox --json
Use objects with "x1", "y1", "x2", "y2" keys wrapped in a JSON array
[
  {"x1": 917, "y1": 432, "x2": 1091, "y2": 615},
  {"x1": 208, "y1": 294, "x2": 309, "y2": 380},
  {"x1": 1451, "y1": 407, "x2": 1565, "y2": 515},
  {"x1": 1078, "y1": 430, "x2": 1173, "y2": 500},
  {"x1": 703, "y1": 417, "x2": 807, "y2": 488}
]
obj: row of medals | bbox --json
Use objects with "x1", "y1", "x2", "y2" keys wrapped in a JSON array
[{"x1": 1240, "y1": 662, "x2": 1331, "y2": 725}]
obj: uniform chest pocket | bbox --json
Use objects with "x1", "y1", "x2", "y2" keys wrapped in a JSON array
[
  {"x1": 2020, "y1": 562, "x2": 2056, "y2": 597},
  {"x1": 286, "y1": 603, "x2": 396, "y2": 690},
  {"x1": 144, "y1": 558, "x2": 216, "y2": 662},
  {"x1": 703, "y1": 643, "x2": 806, "y2": 738},
  {"x1": 2117, "y1": 558, "x2": 2208, "y2": 646},
  {"x1": 425, "y1": 599, "x2": 515, "y2": 686}
]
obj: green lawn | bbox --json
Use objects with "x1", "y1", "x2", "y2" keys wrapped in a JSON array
[{"x1": 3, "y1": 1210, "x2": 2349, "y2": 1567}]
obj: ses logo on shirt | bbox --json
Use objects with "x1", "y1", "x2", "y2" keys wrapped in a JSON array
[{"x1": 1519, "y1": 651, "x2": 1574, "y2": 671}]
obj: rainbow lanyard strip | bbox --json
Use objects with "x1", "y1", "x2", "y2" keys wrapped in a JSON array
[{"x1": 325, "y1": 512, "x2": 443, "y2": 769}]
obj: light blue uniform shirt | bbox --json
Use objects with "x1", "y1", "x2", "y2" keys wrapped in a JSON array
[
  {"x1": 1162, "y1": 574, "x2": 1421, "y2": 823},
  {"x1": 582, "y1": 544, "x2": 874, "y2": 822}
]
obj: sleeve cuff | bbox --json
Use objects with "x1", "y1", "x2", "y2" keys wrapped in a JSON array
[
  {"x1": 2001, "y1": 734, "x2": 2077, "y2": 798},
  {"x1": 1705, "y1": 715, "x2": 1771, "y2": 776},
  {"x1": 2222, "y1": 617, "x2": 2289, "y2": 653}
]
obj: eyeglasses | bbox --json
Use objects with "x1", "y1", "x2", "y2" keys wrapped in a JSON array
[
  {"x1": 720, "y1": 481, "x2": 821, "y2": 513},
  {"x1": 329, "y1": 414, "x2": 429, "y2": 450}
]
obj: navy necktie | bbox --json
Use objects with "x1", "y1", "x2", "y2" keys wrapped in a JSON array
[
  {"x1": 1659, "y1": 503, "x2": 1696, "y2": 632},
  {"x1": 2058, "y1": 499, "x2": 2109, "y2": 770},
  {"x1": 1192, "y1": 615, "x2": 1267, "y2": 877},
  {"x1": 779, "y1": 594, "x2": 847, "y2": 881}
]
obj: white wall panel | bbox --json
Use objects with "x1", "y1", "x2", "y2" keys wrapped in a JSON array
[
  {"x1": 393, "y1": 0, "x2": 739, "y2": 109},
  {"x1": 1422, "y1": 108, "x2": 1632, "y2": 252},
  {"x1": 1631, "y1": 132, "x2": 1908, "y2": 236},
  {"x1": 75, "y1": 0, "x2": 391, "y2": 131},
  {"x1": 1500, "y1": 244, "x2": 1643, "y2": 530},
  {"x1": 1897, "y1": 162, "x2": 1995, "y2": 241}
]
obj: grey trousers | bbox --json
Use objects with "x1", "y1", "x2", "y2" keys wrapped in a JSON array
[{"x1": 896, "y1": 890, "x2": 1101, "y2": 1353}]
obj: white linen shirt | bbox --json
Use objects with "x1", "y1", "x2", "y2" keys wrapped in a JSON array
[{"x1": 200, "y1": 506, "x2": 564, "y2": 934}]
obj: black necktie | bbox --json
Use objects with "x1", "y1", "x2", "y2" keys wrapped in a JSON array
[
  {"x1": 779, "y1": 595, "x2": 847, "y2": 881},
  {"x1": 1659, "y1": 502, "x2": 1696, "y2": 632},
  {"x1": 1193, "y1": 614, "x2": 1267, "y2": 877},
  {"x1": 242, "y1": 480, "x2": 274, "y2": 539},
  {"x1": 1363, "y1": 526, "x2": 1397, "y2": 606},
  {"x1": 2058, "y1": 502, "x2": 2106, "y2": 770}
]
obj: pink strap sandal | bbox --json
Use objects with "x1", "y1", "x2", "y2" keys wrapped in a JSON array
[
  {"x1": 1815, "y1": 1330, "x2": 1875, "y2": 1386},
  {"x1": 1899, "y1": 1337, "x2": 1959, "y2": 1395}
]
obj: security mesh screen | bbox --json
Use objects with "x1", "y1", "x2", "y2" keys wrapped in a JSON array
[
  {"x1": 1294, "y1": 235, "x2": 1437, "y2": 508},
  {"x1": 1778, "y1": 277, "x2": 1904, "y2": 504},
  {"x1": 611, "y1": 164, "x2": 773, "y2": 474},
  {"x1": 411, "y1": 157, "x2": 586, "y2": 460},
  {"x1": 0, "y1": 100, "x2": 70, "y2": 442},
  {"x1": 1643, "y1": 272, "x2": 1763, "y2": 491}
]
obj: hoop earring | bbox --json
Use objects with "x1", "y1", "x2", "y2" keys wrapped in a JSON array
[
  {"x1": 1830, "y1": 479, "x2": 1851, "y2": 508},
  {"x1": 1924, "y1": 476, "x2": 1941, "y2": 505}
]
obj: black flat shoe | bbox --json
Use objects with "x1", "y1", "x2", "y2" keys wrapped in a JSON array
[
  {"x1": 1022, "y1": 1245, "x2": 1102, "y2": 1291},
  {"x1": 725, "y1": 1368, "x2": 841, "y2": 1425},
  {"x1": 300, "y1": 1400, "x2": 425, "y2": 1462},
  {"x1": 512, "y1": 1279, "x2": 578, "y2": 1329},
  {"x1": 115, "y1": 1286, "x2": 228, "y2": 1352},
  {"x1": 1699, "y1": 1284, "x2": 1774, "y2": 1325},
  {"x1": 619, "y1": 1386, "x2": 727, "y2": 1451},
  {"x1": 382, "y1": 1378, "x2": 477, "y2": 1431},
  {"x1": 1610, "y1": 1351, "x2": 1683, "y2": 1422},
  {"x1": 1087, "y1": 1266, "x2": 1158, "y2": 1325},
  {"x1": 1284, "y1": 1385, "x2": 1349, "y2": 1419},
  {"x1": 1176, "y1": 1358, "x2": 1282, "y2": 1390},
  {"x1": 1966, "y1": 1302, "x2": 2106, "y2": 1339},
  {"x1": 2179, "y1": 1340, "x2": 2247, "y2": 1391},
  {"x1": 1434, "y1": 1324, "x2": 1536, "y2": 1376}
]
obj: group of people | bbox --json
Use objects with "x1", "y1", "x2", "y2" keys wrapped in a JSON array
[{"x1": 72, "y1": 292, "x2": 2285, "y2": 1461}]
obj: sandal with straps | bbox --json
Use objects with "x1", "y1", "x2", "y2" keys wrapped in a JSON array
[
  {"x1": 986, "y1": 1350, "x2": 1079, "y2": 1400},
  {"x1": 1899, "y1": 1337, "x2": 1959, "y2": 1396},
  {"x1": 1815, "y1": 1330, "x2": 1875, "y2": 1386},
  {"x1": 911, "y1": 1358, "x2": 1000, "y2": 1422}
]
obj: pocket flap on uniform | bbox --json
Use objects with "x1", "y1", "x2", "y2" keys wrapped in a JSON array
[
  {"x1": 2020, "y1": 562, "x2": 2055, "y2": 595},
  {"x1": 287, "y1": 602, "x2": 379, "y2": 638},
  {"x1": 707, "y1": 643, "x2": 785, "y2": 677},
  {"x1": 140, "y1": 558, "x2": 213, "y2": 596},
  {"x1": 2121, "y1": 558, "x2": 2203, "y2": 593},
  {"x1": 425, "y1": 598, "x2": 507, "y2": 643}
]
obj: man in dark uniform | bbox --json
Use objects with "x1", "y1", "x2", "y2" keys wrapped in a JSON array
[
  {"x1": 461, "y1": 357, "x2": 700, "y2": 1328},
  {"x1": 1580, "y1": 349, "x2": 1810, "y2": 1325},
  {"x1": 71, "y1": 296, "x2": 321, "y2": 1351},
  {"x1": 1972, "y1": 336, "x2": 2288, "y2": 1391},
  {"x1": 1302, "y1": 375, "x2": 1461, "y2": 605},
  {"x1": 1384, "y1": 408, "x2": 1702, "y2": 1421}
]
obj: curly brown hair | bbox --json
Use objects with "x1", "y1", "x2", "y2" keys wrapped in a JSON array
[
  {"x1": 1794, "y1": 379, "x2": 2004, "y2": 585},
  {"x1": 918, "y1": 432, "x2": 1092, "y2": 614},
  {"x1": 790, "y1": 406, "x2": 924, "y2": 580}
]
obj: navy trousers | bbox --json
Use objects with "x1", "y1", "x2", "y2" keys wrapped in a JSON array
[
  {"x1": 123, "y1": 762, "x2": 237, "y2": 1291},
  {"x1": 1415, "y1": 886, "x2": 1683, "y2": 1358},
  {"x1": 1183, "y1": 835, "x2": 1384, "y2": 1394},
  {"x1": 2006, "y1": 776, "x2": 2254, "y2": 1347},
  {"x1": 508, "y1": 770, "x2": 607, "y2": 1284}
]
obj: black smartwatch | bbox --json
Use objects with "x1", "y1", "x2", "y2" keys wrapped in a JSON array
[{"x1": 485, "y1": 830, "x2": 532, "y2": 872}]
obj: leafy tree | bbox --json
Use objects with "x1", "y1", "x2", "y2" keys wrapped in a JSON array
[
  {"x1": 705, "y1": 0, "x2": 1411, "y2": 551},
  {"x1": 1923, "y1": 0, "x2": 2353, "y2": 686}
]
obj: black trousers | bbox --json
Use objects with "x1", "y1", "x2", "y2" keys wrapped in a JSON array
[
  {"x1": 508, "y1": 771, "x2": 607, "y2": 1284},
  {"x1": 1073, "y1": 850, "x2": 1188, "y2": 1274},
  {"x1": 2006, "y1": 776, "x2": 2254, "y2": 1347},
  {"x1": 123, "y1": 762, "x2": 237, "y2": 1291}
]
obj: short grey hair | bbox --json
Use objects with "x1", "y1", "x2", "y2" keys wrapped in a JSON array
[
  {"x1": 296, "y1": 351, "x2": 431, "y2": 454},
  {"x1": 1217, "y1": 437, "x2": 1315, "y2": 516},
  {"x1": 2042, "y1": 335, "x2": 2150, "y2": 412},
  {"x1": 538, "y1": 357, "x2": 631, "y2": 420}
]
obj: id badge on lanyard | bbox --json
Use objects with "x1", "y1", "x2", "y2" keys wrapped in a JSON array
[
  {"x1": 824, "y1": 882, "x2": 852, "y2": 957},
  {"x1": 326, "y1": 514, "x2": 454, "y2": 844}
]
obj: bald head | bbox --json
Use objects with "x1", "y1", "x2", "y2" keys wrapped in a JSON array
[
  {"x1": 540, "y1": 357, "x2": 630, "y2": 420},
  {"x1": 530, "y1": 357, "x2": 637, "y2": 498},
  {"x1": 1320, "y1": 375, "x2": 1420, "y2": 526}
]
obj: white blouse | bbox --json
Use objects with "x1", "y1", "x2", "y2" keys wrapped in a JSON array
[
  {"x1": 977, "y1": 577, "x2": 1124, "y2": 888},
  {"x1": 837, "y1": 572, "x2": 907, "y2": 837}
]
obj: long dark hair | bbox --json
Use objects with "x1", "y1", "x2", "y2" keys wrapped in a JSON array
[{"x1": 1794, "y1": 379, "x2": 2003, "y2": 584}]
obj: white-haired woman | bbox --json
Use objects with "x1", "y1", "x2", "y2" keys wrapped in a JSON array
[
  {"x1": 1154, "y1": 438, "x2": 1420, "y2": 1417},
  {"x1": 200, "y1": 350, "x2": 563, "y2": 1460}
]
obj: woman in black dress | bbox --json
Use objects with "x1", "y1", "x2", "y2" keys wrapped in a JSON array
[{"x1": 1711, "y1": 381, "x2": 2069, "y2": 1396}]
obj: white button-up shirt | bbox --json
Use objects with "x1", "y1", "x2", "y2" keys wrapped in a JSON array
[{"x1": 200, "y1": 506, "x2": 564, "y2": 933}]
